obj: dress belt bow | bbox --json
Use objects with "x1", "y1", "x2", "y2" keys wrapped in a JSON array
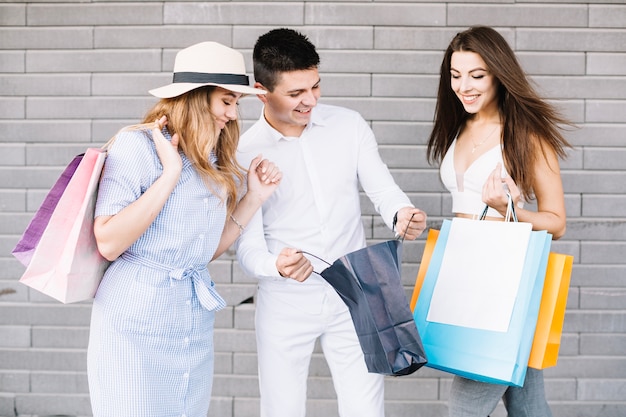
[
  {"x1": 121, "y1": 253, "x2": 226, "y2": 312},
  {"x1": 169, "y1": 266, "x2": 226, "y2": 311}
]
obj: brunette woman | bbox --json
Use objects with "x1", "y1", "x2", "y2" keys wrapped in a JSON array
[{"x1": 427, "y1": 26, "x2": 572, "y2": 417}]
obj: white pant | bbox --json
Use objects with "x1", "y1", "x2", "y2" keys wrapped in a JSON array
[{"x1": 255, "y1": 279, "x2": 385, "y2": 417}]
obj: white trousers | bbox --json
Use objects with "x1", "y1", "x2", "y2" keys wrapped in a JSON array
[{"x1": 255, "y1": 279, "x2": 385, "y2": 417}]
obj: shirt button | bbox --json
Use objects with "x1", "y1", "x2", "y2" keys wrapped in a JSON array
[
  {"x1": 184, "y1": 337, "x2": 189, "y2": 344},
  {"x1": 198, "y1": 234, "x2": 205, "y2": 239},
  {"x1": 186, "y1": 299, "x2": 191, "y2": 305},
  {"x1": 183, "y1": 372, "x2": 189, "y2": 379}
]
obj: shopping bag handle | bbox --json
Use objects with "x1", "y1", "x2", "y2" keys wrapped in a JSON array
[
  {"x1": 297, "y1": 213, "x2": 415, "y2": 274},
  {"x1": 295, "y1": 250, "x2": 329, "y2": 276},
  {"x1": 479, "y1": 193, "x2": 518, "y2": 222},
  {"x1": 298, "y1": 250, "x2": 331, "y2": 268},
  {"x1": 395, "y1": 212, "x2": 416, "y2": 242}
]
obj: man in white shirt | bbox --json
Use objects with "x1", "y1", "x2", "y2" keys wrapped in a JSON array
[{"x1": 236, "y1": 28, "x2": 427, "y2": 417}]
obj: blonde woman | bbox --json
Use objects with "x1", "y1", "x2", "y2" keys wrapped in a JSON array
[{"x1": 88, "y1": 42, "x2": 281, "y2": 417}]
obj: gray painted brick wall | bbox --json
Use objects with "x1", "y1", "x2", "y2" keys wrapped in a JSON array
[{"x1": 1, "y1": 1, "x2": 625, "y2": 417}]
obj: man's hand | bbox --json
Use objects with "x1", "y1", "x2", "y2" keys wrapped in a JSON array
[
  {"x1": 276, "y1": 248, "x2": 314, "y2": 282},
  {"x1": 395, "y1": 207, "x2": 427, "y2": 240}
]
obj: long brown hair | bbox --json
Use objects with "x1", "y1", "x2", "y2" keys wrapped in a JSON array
[
  {"x1": 427, "y1": 26, "x2": 572, "y2": 200},
  {"x1": 127, "y1": 86, "x2": 245, "y2": 214}
]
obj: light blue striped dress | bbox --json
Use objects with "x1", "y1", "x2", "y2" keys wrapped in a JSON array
[{"x1": 88, "y1": 128, "x2": 227, "y2": 417}]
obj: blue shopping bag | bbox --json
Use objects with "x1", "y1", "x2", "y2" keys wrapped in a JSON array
[{"x1": 413, "y1": 217, "x2": 551, "y2": 387}]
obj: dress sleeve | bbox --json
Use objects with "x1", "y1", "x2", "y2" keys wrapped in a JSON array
[{"x1": 95, "y1": 129, "x2": 159, "y2": 218}]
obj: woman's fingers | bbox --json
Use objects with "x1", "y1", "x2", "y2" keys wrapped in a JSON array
[
  {"x1": 253, "y1": 156, "x2": 282, "y2": 184},
  {"x1": 151, "y1": 116, "x2": 182, "y2": 178}
]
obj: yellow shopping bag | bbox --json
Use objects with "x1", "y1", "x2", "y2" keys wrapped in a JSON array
[
  {"x1": 410, "y1": 228, "x2": 439, "y2": 312},
  {"x1": 528, "y1": 252, "x2": 573, "y2": 369}
]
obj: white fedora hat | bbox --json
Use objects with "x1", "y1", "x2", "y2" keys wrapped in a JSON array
[{"x1": 149, "y1": 41, "x2": 265, "y2": 98}]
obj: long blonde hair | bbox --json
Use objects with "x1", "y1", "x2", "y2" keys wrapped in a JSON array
[{"x1": 126, "y1": 86, "x2": 245, "y2": 214}]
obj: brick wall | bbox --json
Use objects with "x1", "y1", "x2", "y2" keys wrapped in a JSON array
[{"x1": 1, "y1": 1, "x2": 625, "y2": 417}]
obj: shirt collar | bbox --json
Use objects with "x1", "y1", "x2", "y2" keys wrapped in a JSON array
[{"x1": 258, "y1": 105, "x2": 327, "y2": 143}]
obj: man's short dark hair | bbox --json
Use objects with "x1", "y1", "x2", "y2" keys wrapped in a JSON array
[{"x1": 253, "y1": 28, "x2": 320, "y2": 91}]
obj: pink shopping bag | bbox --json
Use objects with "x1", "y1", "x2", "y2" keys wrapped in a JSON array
[
  {"x1": 12, "y1": 155, "x2": 83, "y2": 267},
  {"x1": 18, "y1": 148, "x2": 110, "y2": 303}
]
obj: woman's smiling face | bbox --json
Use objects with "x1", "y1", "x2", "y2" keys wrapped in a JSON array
[
  {"x1": 450, "y1": 51, "x2": 499, "y2": 116},
  {"x1": 209, "y1": 87, "x2": 242, "y2": 132}
]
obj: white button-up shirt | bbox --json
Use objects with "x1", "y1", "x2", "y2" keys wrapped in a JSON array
[{"x1": 236, "y1": 103, "x2": 413, "y2": 287}]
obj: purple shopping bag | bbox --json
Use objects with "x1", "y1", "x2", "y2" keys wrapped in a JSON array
[
  {"x1": 18, "y1": 148, "x2": 110, "y2": 303},
  {"x1": 12, "y1": 154, "x2": 84, "y2": 267}
]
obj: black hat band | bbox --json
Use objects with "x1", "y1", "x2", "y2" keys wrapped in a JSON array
[{"x1": 172, "y1": 72, "x2": 250, "y2": 86}]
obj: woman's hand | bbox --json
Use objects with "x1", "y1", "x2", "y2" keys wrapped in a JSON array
[
  {"x1": 482, "y1": 163, "x2": 521, "y2": 216},
  {"x1": 211, "y1": 155, "x2": 282, "y2": 260},
  {"x1": 152, "y1": 115, "x2": 182, "y2": 182},
  {"x1": 95, "y1": 117, "x2": 183, "y2": 261},
  {"x1": 246, "y1": 154, "x2": 282, "y2": 204}
]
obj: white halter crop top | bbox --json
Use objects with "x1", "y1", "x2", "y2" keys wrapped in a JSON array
[{"x1": 440, "y1": 138, "x2": 521, "y2": 218}]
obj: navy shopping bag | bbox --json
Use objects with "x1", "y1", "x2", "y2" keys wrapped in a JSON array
[{"x1": 313, "y1": 239, "x2": 428, "y2": 376}]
